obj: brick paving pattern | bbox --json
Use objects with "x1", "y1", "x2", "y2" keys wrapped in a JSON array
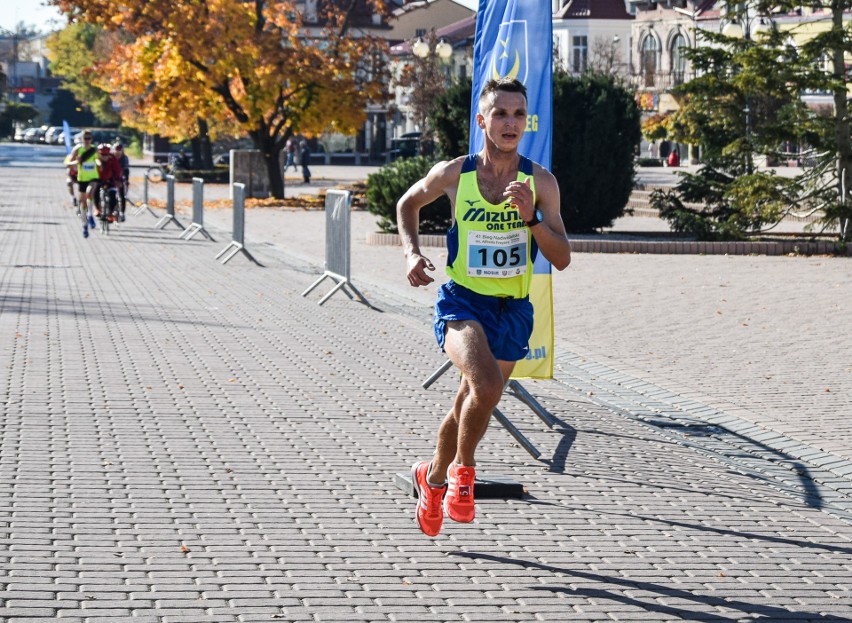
[{"x1": 1, "y1": 166, "x2": 851, "y2": 622}]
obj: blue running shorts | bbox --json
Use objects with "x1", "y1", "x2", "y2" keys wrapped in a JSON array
[{"x1": 433, "y1": 280, "x2": 534, "y2": 362}]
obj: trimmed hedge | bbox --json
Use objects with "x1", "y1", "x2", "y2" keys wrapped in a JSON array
[
  {"x1": 365, "y1": 156, "x2": 451, "y2": 234},
  {"x1": 172, "y1": 167, "x2": 230, "y2": 183}
]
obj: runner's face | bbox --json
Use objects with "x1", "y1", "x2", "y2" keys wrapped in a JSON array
[{"x1": 478, "y1": 91, "x2": 527, "y2": 152}]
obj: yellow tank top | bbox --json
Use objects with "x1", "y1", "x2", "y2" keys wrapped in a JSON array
[
  {"x1": 446, "y1": 155, "x2": 537, "y2": 298},
  {"x1": 76, "y1": 147, "x2": 99, "y2": 182}
]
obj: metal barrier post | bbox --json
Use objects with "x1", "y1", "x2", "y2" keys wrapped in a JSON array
[
  {"x1": 301, "y1": 189, "x2": 371, "y2": 306},
  {"x1": 132, "y1": 175, "x2": 158, "y2": 217},
  {"x1": 154, "y1": 175, "x2": 186, "y2": 230},
  {"x1": 214, "y1": 183, "x2": 262, "y2": 265},
  {"x1": 180, "y1": 177, "x2": 215, "y2": 241}
]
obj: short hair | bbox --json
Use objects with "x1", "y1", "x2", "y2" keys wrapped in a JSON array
[{"x1": 478, "y1": 78, "x2": 527, "y2": 114}]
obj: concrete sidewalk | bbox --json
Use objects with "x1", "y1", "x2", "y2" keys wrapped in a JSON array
[{"x1": 1, "y1": 167, "x2": 851, "y2": 622}]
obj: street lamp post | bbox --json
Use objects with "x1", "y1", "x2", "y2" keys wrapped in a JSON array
[
  {"x1": 412, "y1": 37, "x2": 453, "y2": 64},
  {"x1": 722, "y1": 3, "x2": 764, "y2": 175},
  {"x1": 396, "y1": 33, "x2": 455, "y2": 153}
]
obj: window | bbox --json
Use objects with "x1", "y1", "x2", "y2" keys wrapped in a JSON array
[
  {"x1": 641, "y1": 34, "x2": 659, "y2": 87},
  {"x1": 671, "y1": 34, "x2": 687, "y2": 85},
  {"x1": 572, "y1": 35, "x2": 588, "y2": 73}
]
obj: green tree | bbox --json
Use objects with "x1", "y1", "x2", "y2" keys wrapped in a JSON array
[
  {"x1": 656, "y1": 2, "x2": 851, "y2": 244},
  {"x1": 551, "y1": 70, "x2": 641, "y2": 232},
  {"x1": 0, "y1": 102, "x2": 39, "y2": 138},
  {"x1": 46, "y1": 22, "x2": 119, "y2": 125},
  {"x1": 48, "y1": 88, "x2": 96, "y2": 126},
  {"x1": 429, "y1": 78, "x2": 472, "y2": 159},
  {"x1": 392, "y1": 30, "x2": 452, "y2": 141}
]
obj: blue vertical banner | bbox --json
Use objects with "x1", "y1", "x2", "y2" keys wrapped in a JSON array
[
  {"x1": 62, "y1": 120, "x2": 73, "y2": 155},
  {"x1": 470, "y1": 0, "x2": 554, "y2": 379}
]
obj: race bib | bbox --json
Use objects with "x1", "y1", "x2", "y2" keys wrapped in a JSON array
[
  {"x1": 81, "y1": 161, "x2": 96, "y2": 172},
  {"x1": 466, "y1": 229, "x2": 528, "y2": 278}
]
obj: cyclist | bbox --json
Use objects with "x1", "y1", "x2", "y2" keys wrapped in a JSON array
[
  {"x1": 94, "y1": 143, "x2": 124, "y2": 222},
  {"x1": 68, "y1": 131, "x2": 100, "y2": 238},
  {"x1": 113, "y1": 142, "x2": 130, "y2": 222}
]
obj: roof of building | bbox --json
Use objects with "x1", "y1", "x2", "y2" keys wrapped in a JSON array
[
  {"x1": 389, "y1": 14, "x2": 476, "y2": 55},
  {"x1": 556, "y1": 0, "x2": 634, "y2": 20}
]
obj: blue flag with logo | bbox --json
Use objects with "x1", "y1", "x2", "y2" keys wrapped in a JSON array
[
  {"x1": 470, "y1": 0, "x2": 554, "y2": 379},
  {"x1": 62, "y1": 120, "x2": 73, "y2": 155}
]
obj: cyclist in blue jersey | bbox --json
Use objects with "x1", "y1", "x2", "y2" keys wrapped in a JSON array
[{"x1": 397, "y1": 78, "x2": 571, "y2": 537}]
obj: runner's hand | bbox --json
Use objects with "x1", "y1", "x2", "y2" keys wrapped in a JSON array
[
  {"x1": 504, "y1": 178, "x2": 534, "y2": 222},
  {"x1": 406, "y1": 253, "x2": 435, "y2": 287}
]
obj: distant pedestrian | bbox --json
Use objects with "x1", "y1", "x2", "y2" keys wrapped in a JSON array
[
  {"x1": 284, "y1": 139, "x2": 298, "y2": 172},
  {"x1": 300, "y1": 140, "x2": 311, "y2": 184}
]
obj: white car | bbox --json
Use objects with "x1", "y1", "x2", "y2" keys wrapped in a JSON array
[
  {"x1": 43, "y1": 126, "x2": 63, "y2": 144},
  {"x1": 23, "y1": 128, "x2": 44, "y2": 143}
]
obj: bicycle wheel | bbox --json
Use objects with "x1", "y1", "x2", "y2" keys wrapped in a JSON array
[
  {"x1": 146, "y1": 165, "x2": 165, "y2": 183},
  {"x1": 99, "y1": 188, "x2": 110, "y2": 235}
]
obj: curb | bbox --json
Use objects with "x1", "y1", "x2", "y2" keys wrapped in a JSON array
[{"x1": 365, "y1": 231, "x2": 850, "y2": 256}]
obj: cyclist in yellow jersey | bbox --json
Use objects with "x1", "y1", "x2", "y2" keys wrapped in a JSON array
[
  {"x1": 397, "y1": 78, "x2": 571, "y2": 537},
  {"x1": 67, "y1": 130, "x2": 100, "y2": 238}
]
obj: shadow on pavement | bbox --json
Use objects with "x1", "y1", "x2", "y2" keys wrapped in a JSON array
[{"x1": 455, "y1": 551, "x2": 851, "y2": 622}]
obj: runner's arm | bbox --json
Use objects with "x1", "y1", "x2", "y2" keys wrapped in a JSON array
[
  {"x1": 396, "y1": 159, "x2": 459, "y2": 287},
  {"x1": 504, "y1": 167, "x2": 571, "y2": 271}
]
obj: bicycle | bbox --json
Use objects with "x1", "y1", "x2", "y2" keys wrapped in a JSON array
[
  {"x1": 97, "y1": 184, "x2": 120, "y2": 235},
  {"x1": 145, "y1": 163, "x2": 171, "y2": 183},
  {"x1": 146, "y1": 153, "x2": 189, "y2": 183}
]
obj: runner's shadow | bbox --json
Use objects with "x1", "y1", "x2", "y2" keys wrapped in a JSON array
[{"x1": 454, "y1": 552, "x2": 850, "y2": 622}]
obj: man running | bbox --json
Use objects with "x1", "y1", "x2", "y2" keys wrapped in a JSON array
[
  {"x1": 68, "y1": 131, "x2": 99, "y2": 238},
  {"x1": 396, "y1": 78, "x2": 572, "y2": 537}
]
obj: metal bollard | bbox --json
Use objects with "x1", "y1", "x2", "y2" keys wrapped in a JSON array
[
  {"x1": 214, "y1": 183, "x2": 261, "y2": 265},
  {"x1": 180, "y1": 177, "x2": 214, "y2": 241},
  {"x1": 133, "y1": 175, "x2": 157, "y2": 217},
  {"x1": 154, "y1": 175, "x2": 186, "y2": 230}
]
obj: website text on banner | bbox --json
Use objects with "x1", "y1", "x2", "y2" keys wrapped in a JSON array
[{"x1": 469, "y1": 0, "x2": 554, "y2": 379}]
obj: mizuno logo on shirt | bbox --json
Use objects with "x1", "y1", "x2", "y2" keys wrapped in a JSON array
[{"x1": 462, "y1": 207, "x2": 521, "y2": 223}]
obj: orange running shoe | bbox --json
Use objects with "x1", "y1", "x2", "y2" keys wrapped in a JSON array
[
  {"x1": 444, "y1": 462, "x2": 476, "y2": 523},
  {"x1": 411, "y1": 461, "x2": 446, "y2": 537}
]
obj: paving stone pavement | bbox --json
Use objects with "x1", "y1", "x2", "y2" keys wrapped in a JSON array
[{"x1": 1, "y1": 166, "x2": 852, "y2": 622}]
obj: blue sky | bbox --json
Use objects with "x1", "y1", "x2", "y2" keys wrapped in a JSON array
[{"x1": 0, "y1": 1, "x2": 64, "y2": 33}]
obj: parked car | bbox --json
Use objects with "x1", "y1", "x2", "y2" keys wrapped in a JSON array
[
  {"x1": 389, "y1": 132, "x2": 434, "y2": 161},
  {"x1": 23, "y1": 127, "x2": 44, "y2": 143},
  {"x1": 13, "y1": 126, "x2": 30, "y2": 142},
  {"x1": 56, "y1": 127, "x2": 80, "y2": 146},
  {"x1": 43, "y1": 126, "x2": 63, "y2": 144}
]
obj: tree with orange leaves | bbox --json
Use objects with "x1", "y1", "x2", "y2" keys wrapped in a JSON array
[{"x1": 49, "y1": 0, "x2": 388, "y2": 198}]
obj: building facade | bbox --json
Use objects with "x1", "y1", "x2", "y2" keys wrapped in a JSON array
[{"x1": 552, "y1": 0, "x2": 634, "y2": 77}]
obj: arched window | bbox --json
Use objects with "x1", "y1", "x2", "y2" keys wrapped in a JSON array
[
  {"x1": 671, "y1": 34, "x2": 687, "y2": 85},
  {"x1": 641, "y1": 34, "x2": 659, "y2": 87}
]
